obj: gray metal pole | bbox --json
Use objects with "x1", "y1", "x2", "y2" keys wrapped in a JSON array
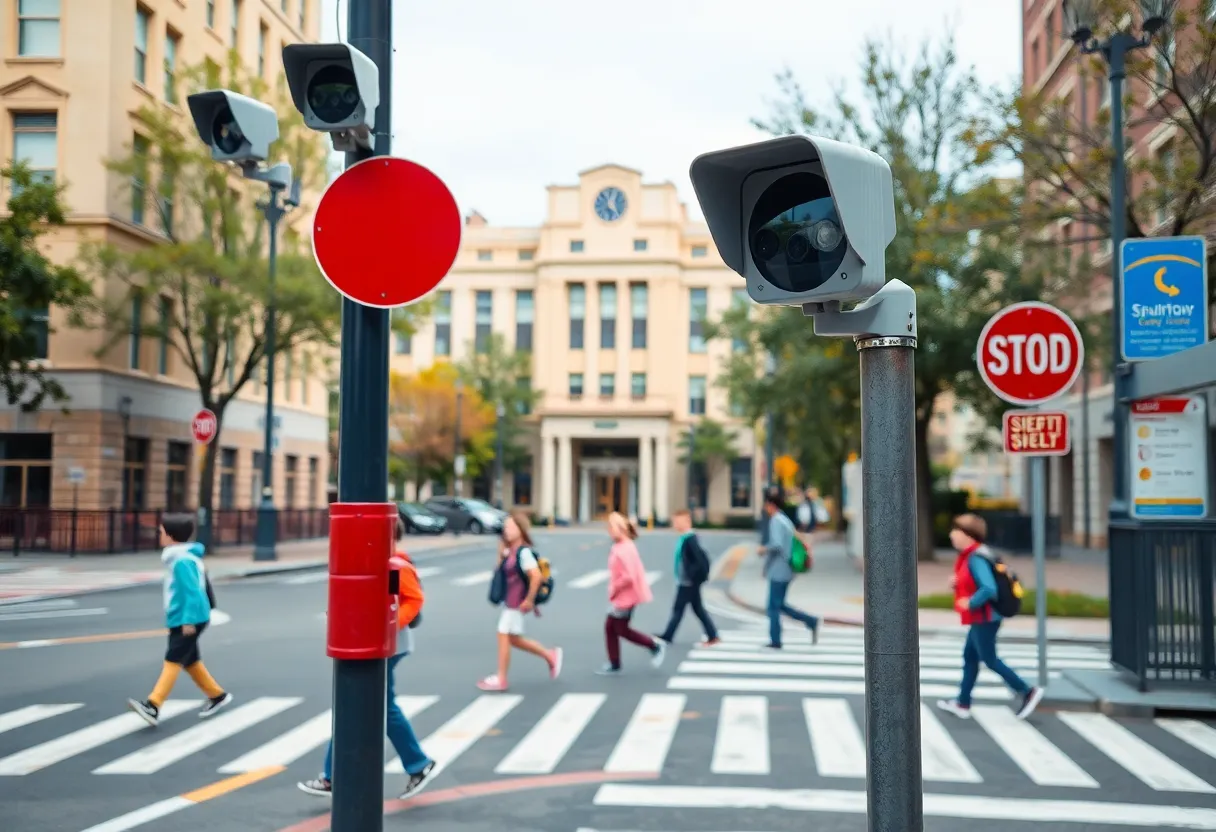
[
  {"x1": 1031, "y1": 454, "x2": 1048, "y2": 688},
  {"x1": 858, "y1": 336, "x2": 922, "y2": 832},
  {"x1": 1078, "y1": 57, "x2": 1092, "y2": 550},
  {"x1": 254, "y1": 186, "x2": 283, "y2": 561},
  {"x1": 331, "y1": 0, "x2": 392, "y2": 828},
  {"x1": 495, "y1": 402, "x2": 505, "y2": 509},
  {"x1": 454, "y1": 383, "x2": 464, "y2": 496}
]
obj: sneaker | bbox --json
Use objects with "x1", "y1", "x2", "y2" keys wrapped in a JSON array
[
  {"x1": 548, "y1": 647, "x2": 563, "y2": 680},
  {"x1": 762, "y1": 643, "x2": 782, "y2": 651},
  {"x1": 595, "y1": 663, "x2": 621, "y2": 676},
  {"x1": 127, "y1": 698, "x2": 158, "y2": 727},
  {"x1": 399, "y1": 760, "x2": 436, "y2": 800},
  {"x1": 199, "y1": 692, "x2": 233, "y2": 719},
  {"x1": 650, "y1": 639, "x2": 667, "y2": 668},
  {"x1": 297, "y1": 777, "x2": 332, "y2": 797},
  {"x1": 698, "y1": 637, "x2": 721, "y2": 647},
  {"x1": 936, "y1": 699, "x2": 972, "y2": 719},
  {"x1": 477, "y1": 674, "x2": 508, "y2": 692},
  {"x1": 1016, "y1": 687, "x2": 1045, "y2": 720}
]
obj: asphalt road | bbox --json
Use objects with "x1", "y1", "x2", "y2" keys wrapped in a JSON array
[{"x1": 2, "y1": 530, "x2": 1216, "y2": 832}]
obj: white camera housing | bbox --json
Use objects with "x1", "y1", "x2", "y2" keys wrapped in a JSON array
[
  {"x1": 186, "y1": 90, "x2": 279, "y2": 165},
  {"x1": 689, "y1": 134, "x2": 896, "y2": 306},
  {"x1": 282, "y1": 43, "x2": 380, "y2": 152}
]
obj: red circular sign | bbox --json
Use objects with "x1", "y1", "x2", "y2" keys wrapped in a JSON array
[
  {"x1": 977, "y1": 302, "x2": 1084, "y2": 405},
  {"x1": 312, "y1": 157, "x2": 462, "y2": 308},
  {"x1": 192, "y1": 409, "x2": 218, "y2": 444}
]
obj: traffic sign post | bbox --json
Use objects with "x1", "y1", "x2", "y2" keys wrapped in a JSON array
[
  {"x1": 191, "y1": 409, "x2": 218, "y2": 444},
  {"x1": 979, "y1": 302, "x2": 1085, "y2": 689},
  {"x1": 1120, "y1": 236, "x2": 1209, "y2": 362}
]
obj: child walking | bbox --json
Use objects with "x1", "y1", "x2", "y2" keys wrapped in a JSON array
[
  {"x1": 598, "y1": 512, "x2": 665, "y2": 675},
  {"x1": 655, "y1": 508, "x2": 719, "y2": 646},
  {"x1": 128, "y1": 515, "x2": 232, "y2": 725}
]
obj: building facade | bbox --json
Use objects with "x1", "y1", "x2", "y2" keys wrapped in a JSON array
[
  {"x1": 391, "y1": 164, "x2": 763, "y2": 525},
  {"x1": 0, "y1": 0, "x2": 330, "y2": 514}
]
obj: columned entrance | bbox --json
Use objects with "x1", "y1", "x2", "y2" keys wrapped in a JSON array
[
  {"x1": 593, "y1": 472, "x2": 630, "y2": 518},
  {"x1": 578, "y1": 457, "x2": 638, "y2": 523}
]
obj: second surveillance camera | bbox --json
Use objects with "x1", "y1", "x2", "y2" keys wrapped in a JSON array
[
  {"x1": 186, "y1": 90, "x2": 279, "y2": 166},
  {"x1": 282, "y1": 43, "x2": 380, "y2": 151}
]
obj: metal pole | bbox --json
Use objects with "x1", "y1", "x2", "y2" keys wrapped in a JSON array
[
  {"x1": 495, "y1": 402, "x2": 505, "y2": 509},
  {"x1": 1031, "y1": 455, "x2": 1048, "y2": 688},
  {"x1": 1105, "y1": 37, "x2": 1133, "y2": 523},
  {"x1": 857, "y1": 334, "x2": 922, "y2": 832},
  {"x1": 253, "y1": 186, "x2": 282, "y2": 561},
  {"x1": 331, "y1": 0, "x2": 392, "y2": 828},
  {"x1": 1078, "y1": 55, "x2": 1092, "y2": 550},
  {"x1": 687, "y1": 420, "x2": 697, "y2": 513},
  {"x1": 454, "y1": 382, "x2": 464, "y2": 496},
  {"x1": 764, "y1": 352, "x2": 776, "y2": 487}
]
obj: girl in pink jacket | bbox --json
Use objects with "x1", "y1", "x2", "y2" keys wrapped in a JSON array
[{"x1": 598, "y1": 512, "x2": 666, "y2": 675}]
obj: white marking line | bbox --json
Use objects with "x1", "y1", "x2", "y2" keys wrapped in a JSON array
[
  {"x1": 675, "y1": 659, "x2": 1059, "y2": 685},
  {"x1": 591, "y1": 783, "x2": 1216, "y2": 827},
  {"x1": 569, "y1": 570, "x2": 609, "y2": 589},
  {"x1": 604, "y1": 693, "x2": 686, "y2": 773},
  {"x1": 0, "y1": 607, "x2": 108, "y2": 622},
  {"x1": 711, "y1": 695, "x2": 769, "y2": 775},
  {"x1": 1157, "y1": 718, "x2": 1216, "y2": 761},
  {"x1": 95, "y1": 697, "x2": 302, "y2": 774},
  {"x1": 388, "y1": 694, "x2": 521, "y2": 775},
  {"x1": 0, "y1": 701, "x2": 198, "y2": 775},
  {"x1": 452, "y1": 570, "x2": 493, "y2": 586},
  {"x1": 970, "y1": 706, "x2": 1097, "y2": 788},
  {"x1": 0, "y1": 704, "x2": 82, "y2": 735},
  {"x1": 283, "y1": 572, "x2": 328, "y2": 585},
  {"x1": 802, "y1": 698, "x2": 865, "y2": 778},
  {"x1": 495, "y1": 693, "x2": 606, "y2": 774},
  {"x1": 685, "y1": 649, "x2": 1109, "y2": 672},
  {"x1": 644, "y1": 571, "x2": 661, "y2": 587},
  {"x1": 919, "y1": 703, "x2": 982, "y2": 783},
  {"x1": 218, "y1": 710, "x2": 330, "y2": 773},
  {"x1": 414, "y1": 566, "x2": 443, "y2": 579},
  {"x1": 1059, "y1": 712, "x2": 1215, "y2": 793},
  {"x1": 667, "y1": 675, "x2": 1011, "y2": 701},
  {"x1": 78, "y1": 796, "x2": 194, "y2": 832},
  {"x1": 716, "y1": 632, "x2": 1106, "y2": 661}
]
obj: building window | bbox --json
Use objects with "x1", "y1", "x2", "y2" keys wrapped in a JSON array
[
  {"x1": 599, "y1": 373, "x2": 614, "y2": 398},
  {"x1": 219, "y1": 448, "x2": 237, "y2": 508},
  {"x1": 475, "y1": 290, "x2": 492, "y2": 353},
  {"x1": 630, "y1": 283, "x2": 647, "y2": 349},
  {"x1": 250, "y1": 450, "x2": 262, "y2": 505},
  {"x1": 164, "y1": 31, "x2": 180, "y2": 104},
  {"x1": 1156, "y1": 142, "x2": 1175, "y2": 227},
  {"x1": 570, "y1": 240, "x2": 584, "y2": 253},
  {"x1": 691, "y1": 245, "x2": 707, "y2": 258},
  {"x1": 689, "y1": 375, "x2": 707, "y2": 415},
  {"x1": 157, "y1": 296, "x2": 171, "y2": 374},
  {"x1": 434, "y1": 290, "x2": 451, "y2": 356},
  {"x1": 258, "y1": 22, "x2": 268, "y2": 76},
  {"x1": 515, "y1": 290, "x2": 533, "y2": 351},
  {"x1": 1156, "y1": 31, "x2": 1176, "y2": 88},
  {"x1": 512, "y1": 460, "x2": 532, "y2": 507},
  {"x1": 12, "y1": 113, "x2": 58, "y2": 188},
  {"x1": 518, "y1": 249, "x2": 535, "y2": 261},
  {"x1": 123, "y1": 437, "x2": 150, "y2": 510},
  {"x1": 17, "y1": 0, "x2": 61, "y2": 57},
  {"x1": 134, "y1": 6, "x2": 150, "y2": 84},
  {"x1": 166, "y1": 441, "x2": 190, "y2": 510},
  {"x1": 569, "y1": 373, "x2": 584, "y2": 399},
  {"x1": 301, "y1": 353, "x2": 311, "y2": 403},
  {"x1": 281, "y1": 0, "x2": 287, "y2": 11},
  {"x1": 599, "y1": 283, "x2": 616, "y2": 349},
  {"x1": 206, "y1": 0, "x2": 216, "y2": 27},
  {"x1": 230, "y1": 0, "x2": 241, "y2": 47},
  {"x1": 299, "y1": 0, "x2": 306, "y2": 29},
  {"x1": 132, "y1": 134, "x2": 149, "y2": 224},
  {"x1": 631, "y1": 372, "x2": 646, "y2": 400},
  {"x1": 477, "y1": 249, "x2": 492, "y2": 262},
  {"x1": 283, "y1": 351, "x2": 293, "y2": 400},
  {"x1": 21, "y1": 308, "x2": 50, "y2": 361},
  {"x1": 633, "y1": 239, "x2": 648, "y2": 252},
  {"x1": 689, "y1": 288, "x2": 708, "y2": 353},
  {"x1": 0, "y1": 433, "x2": 53, "y2": 508},
  {"x1": 732, "y1": 288, "x2": 749, "y2": 351},
  {"x1": 730, "y1": 457, "x2": 753, "y2": 509},
  {"x1": 391, "y1": 307, "x2": 411, "y2": 355},
  {"x1": 516, "y1": 376, "x2": 532, "y2": 415},
  {"x1": 225, "y1": 331, "x2": 236, "y2": 388},
  {"x1": 129, "y1": 293, "x2": 144, "y2": 370},
  {"x1": 308, "y1": 457, "x2": 319, "y2": 506},
  {"x1": 284, "y1": 455, "x2": 298, "y2": 508},
  {"x1": 569, "y1": 284, "x2": 585, "y2": 349}
]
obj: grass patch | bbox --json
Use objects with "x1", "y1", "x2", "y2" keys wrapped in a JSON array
[{"x1": 918, "y1": 589, "x2": 1109, "y2": 618}]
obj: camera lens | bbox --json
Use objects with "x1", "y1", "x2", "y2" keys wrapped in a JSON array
[
  {"x1": 811, "y1": 220, "x2": 843, "y2": 251},
  {"x1": 307, "y1": 64, "x2": 360, "y2": 124},
  {"x1": 786, "y1": 231, "x2": 811, "y2": 263},
  {"x1": 753, "y1": 229, "x2": 780, "y2": 260},
  {"x1": 211, "y1": 106, "x2": 245, "y2": 156},
  {"x1": 747, "y1": 171, "x2": 848, "y2": 295}
]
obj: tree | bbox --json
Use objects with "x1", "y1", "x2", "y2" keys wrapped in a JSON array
[
  {"x1": 456, "y1": 333, "x2": 541, "y2": 476},
  {"x1": 678, "y1": 418, "x2": 740, "y2": 507},
  {"x1": 0, "y1": 163, "x2": 93, "y2": 411}
]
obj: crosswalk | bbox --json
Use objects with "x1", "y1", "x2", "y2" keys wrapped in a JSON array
[{"x1": 282, "y1": 565, "x2": 664, "y2": 590}]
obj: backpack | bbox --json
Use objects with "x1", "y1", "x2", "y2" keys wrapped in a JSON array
[
  {"x1": 976, "y1": 552, "x2": 1023, "y2": 617},
  {"x1": 682, "y1": 536, "x2": 711, "y2": 584},
  {"x1": 204, "y1": 573, "x2": 217, "y2": 611},
  {"x1": 519, "y1": 547, "x2": 554, "y2": 605},
  {"x1": 790, "y1": 536, "x2": 811, "y2": 573}
]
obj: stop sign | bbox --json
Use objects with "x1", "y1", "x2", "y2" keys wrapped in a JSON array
[
  {"x1": 977, "y1": 302, "x2": 1084, "y2": 405},
  {"x1": 312, "y1": 156, "x2": 461, "y2": 308},
  {"x1": 192, "y1": 409, "x2": 218, "y2": 444}
]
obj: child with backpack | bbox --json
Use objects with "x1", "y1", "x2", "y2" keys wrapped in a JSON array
[
  {"x1": 299, "y1": 518, "x2": 437, "y2": 799},
  {"x1": 478, "y1": 511, "x2": 562, "y2": 692},
  {"x1": 598, "y1": 512, "x2": 666, "y2": 675},
  {"x1": 654, "y1": 508, "x2": 719, "y2": 646},
  {"x1": 936, "y1": 513, "x2": 1044, "y2": 721}
]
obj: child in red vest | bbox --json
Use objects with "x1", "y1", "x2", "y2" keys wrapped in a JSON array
[{"x1": 936, "y1": 513, "x2": 1043, "y2": 721}]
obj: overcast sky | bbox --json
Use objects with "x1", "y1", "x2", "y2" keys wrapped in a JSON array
[{"x1": 321, "y1": 0, "x2": 1023, "y2": 226}]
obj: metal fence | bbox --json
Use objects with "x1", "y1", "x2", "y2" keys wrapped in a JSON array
[
  {"x1": 0, "y1": 507, "x2": 330, "y2": 556},
  {"x1": 1109, "y1": 519, "x2": 1216, "y2": 689}
]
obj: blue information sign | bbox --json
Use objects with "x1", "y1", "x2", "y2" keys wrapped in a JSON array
[{"x1": 1120, "y1": 236, "x2": 1209, "y2": 361}]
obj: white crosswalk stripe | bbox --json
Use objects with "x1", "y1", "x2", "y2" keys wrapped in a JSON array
[
  {"x1": 1059, "y1": 712, "x2": 1216, "y2": 793},
  {"x1": 604, "y1": 693, "x2": 685, "y2": 773},
  {"x1": 495, "y1": 693, "x2": 606, "y2": 774},
  {"x1": 711, "y1": 695, "x2": 769, "y2": 775}
]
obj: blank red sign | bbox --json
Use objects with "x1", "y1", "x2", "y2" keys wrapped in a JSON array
[
  {"x1": 977, "y1": 302, "x2": 1084, "y2": 406},
  {"x1": 1003, "y1": 410, "x2": 1070, "y2": 456}
]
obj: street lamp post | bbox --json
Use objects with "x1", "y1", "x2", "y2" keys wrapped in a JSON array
[
  {"x1": 453, "y1": 380, "x2": 464, "y2": 497},
  {"x1": 1064, "y1": 0, "x2": 1174, "y2": 525},
  {"x1": 764, "y1": 351, "x2": 776, "y2": 488},
  {"x1": 495, "y1": 401, "x2": 505, "y2": 509},
  {"x1": 118, "y1": 395, "x2": 132, "y2": 514}
]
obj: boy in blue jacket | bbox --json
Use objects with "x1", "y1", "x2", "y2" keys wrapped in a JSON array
[{"x1": 128, "y1": 514, "x2": 233, "y2": 726}]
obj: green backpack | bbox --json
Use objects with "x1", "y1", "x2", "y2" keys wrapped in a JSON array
[{"x1": 790, "y1": 536, "x2": 811, "y2": 573}]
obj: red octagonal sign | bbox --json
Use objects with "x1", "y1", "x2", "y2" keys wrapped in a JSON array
[
  {"x1": 977, "y1": 301, "x2": 1085, "y2": 406},
  {"x1": 192, "y1": 408, "x2": 218, "y2": 444},
  {"x1": 312, "y1": 157, "x2": 461, "y2": 309}
]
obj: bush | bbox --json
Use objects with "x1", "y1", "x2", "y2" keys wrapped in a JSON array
[
  {"x1": 931, "y1": 489, "x2": 970, "y2": 547},
  {"x1": 918, "y1": 589, "x2": 1109, "y2": 618}
]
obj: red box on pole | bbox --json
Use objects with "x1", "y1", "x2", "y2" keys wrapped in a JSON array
[{"x1": 326, "y1": 502, "x2": 397, "y2": 660}]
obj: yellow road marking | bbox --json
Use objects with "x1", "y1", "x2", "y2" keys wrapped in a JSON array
[
  {"x1": 183, "y1": 766, "x2": 285, "y2": 803},
  {"x1": 0, "y1": 628, "x2": 166, "y2": 650}
]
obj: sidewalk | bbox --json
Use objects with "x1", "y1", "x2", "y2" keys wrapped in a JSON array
[{"x1": 725, "y1": 535, "x2": 1111, "y2": 644}]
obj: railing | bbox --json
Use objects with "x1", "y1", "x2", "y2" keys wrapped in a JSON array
[
  {"x1": 1109, "y1": 519, "x2": 1216, "y2": 690},
  {"x1": 0, "y1": 507, "x2": 330, "y2": 556}
]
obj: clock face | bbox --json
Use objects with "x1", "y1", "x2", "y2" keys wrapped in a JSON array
[{"x1": 594, "y1": 187, "x2": 627, "y2": 222}]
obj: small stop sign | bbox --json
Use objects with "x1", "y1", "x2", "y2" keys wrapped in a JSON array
[
  {"x1": 192, "y1": 409, "x2": 218, "y2": 444},
  {"x1": 977, "y1": 302, "x2": 1084, "y2": 406}
]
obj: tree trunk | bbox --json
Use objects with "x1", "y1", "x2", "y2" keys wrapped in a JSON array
[
  {"x1": 914, "y1": 414, "x2": 936, "y2": 562},
  {"x1": 196, "y1": 402, "x2": 224, "y2": 549}
]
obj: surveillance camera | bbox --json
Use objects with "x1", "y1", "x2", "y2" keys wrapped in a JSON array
[
  {"x1": 282, "y1": 43, "x2": 380, "y2": 152},
  {"x1": 689, "y1": 134, "x2": 896, "y2": 306},
  {"x1": 186, "y1": 90, "x2": 279, "y2": 165}
]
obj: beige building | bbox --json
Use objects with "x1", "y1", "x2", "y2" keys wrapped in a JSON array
[
  {"x1": 392, "y1": 164, "x2": 763, "y2": 525},
  {"x1": 0, "y1": 0, "x2": 331, "y2": 516}
]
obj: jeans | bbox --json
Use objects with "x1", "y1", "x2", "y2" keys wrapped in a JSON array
[
  {"x1": 659, "y1": 584, "x2": 718, "y2": 642},
  {"x1": 766, "y1": 580, "x2": 818, "y2": 648},
  {"x1": 957, "y1": 621, "x2": 1031, "y2": 707},
  {"x1": 323, "y1": 653, "x2": 431, "y2": 779}
]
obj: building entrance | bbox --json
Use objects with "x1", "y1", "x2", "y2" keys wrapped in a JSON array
[{"x1": 593, "y1": 472, "x2": 630, "y2": 519}]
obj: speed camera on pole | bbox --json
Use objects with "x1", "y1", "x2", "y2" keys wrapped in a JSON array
[
  {"x1": 282, "y1": 42, "x2": 380, "y2": 152},
  {"x1": 690, "y1": 134, "x2": 921, "y2": 831}
]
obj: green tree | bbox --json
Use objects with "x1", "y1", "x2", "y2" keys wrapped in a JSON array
[
  {"x1": 456, "y1": 333, "x2": 542, "y2": 476},
  {"x1": 677, "y1": 418, "x2": 740, "y2": 506},
  {"x1": 0, "y1": 163, "x2": 93, "y2": 411}
]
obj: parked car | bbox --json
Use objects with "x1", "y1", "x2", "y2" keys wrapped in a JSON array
[
  {"x1": 423, "y1": 496, "x2": 505, "y2": 535},
  {"x1": 398, "y1": 502, "x2": 447, "y2": 535}
]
